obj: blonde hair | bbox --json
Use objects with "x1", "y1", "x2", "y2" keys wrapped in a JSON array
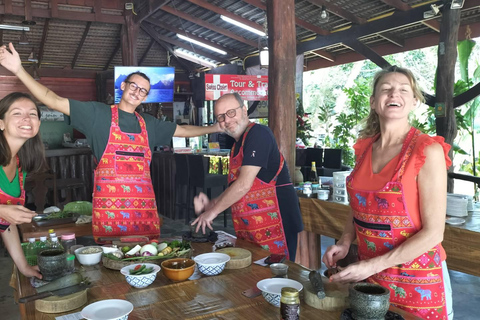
[{"x1": 359, "y1": 66, "x2": 424, "y2": 138}]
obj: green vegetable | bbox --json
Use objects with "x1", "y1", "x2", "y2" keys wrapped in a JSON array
[
  {"x1": 63, "y1": 201, "x2": 93, "y2": 216},
  {"x1": 36, "y1": 273, "x2": 83, "y2": 293},
  {"x1": 140, "y1": 267, "x2": 154, "y2": 274},
  {"x1": 129, "y1": 264, "x2": 146, "y2": 275}
]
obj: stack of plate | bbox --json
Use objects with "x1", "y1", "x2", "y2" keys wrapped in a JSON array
[{"x1": 446, "y1": 193, "x2": 469, "y2": 217}]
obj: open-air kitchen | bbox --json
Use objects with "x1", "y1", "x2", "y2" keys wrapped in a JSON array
[{"x1": 1, "y1": 1, "x2": 480, "y2": 320}]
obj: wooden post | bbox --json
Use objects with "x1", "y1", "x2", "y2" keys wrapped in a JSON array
[
  {"x1": 435, "y1": 6, "x2": 461, "y2": 192},
  {"x1": 121, "y1": 11, "x2": 139, "y2": 66},
  {"x1": 266, "y1": 0, "x2": 297, "y2": 183}
]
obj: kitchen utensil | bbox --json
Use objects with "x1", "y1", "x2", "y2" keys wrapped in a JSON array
[
  {"x1": 120, "y1": 263, "x2": 160, "y2": 288},
  {"x1": 256, "y1": 278, "x2": 303, "y2": 307},
  {"x1": 304, "y1": 273, "x2": 349, "y2": 311},
  {"x1": 81, "y1": 299, "x2": 133, "y2": 320},
  {"x1": 75, "y1": 246, "x2": 103, "y2": 266},
  {"x1": 37, "y1": 249, "x2": 67, "y2": 281},
  {"x1": 35, "y1": 288, "x2": 88, "y2": 314},
  {"x1": 349, "y1": 283, "x2": 390, "y2": 320},
  {"x1": 19, "y1": 283, "x2": 90, "y2": 303},
  {"x1": 194, "y1": 252, "x2": 230, "y2": 276},
  {"x1": 216, "y1": 248, "x2": 252, "y2": 269},
  {"x1": 270, "y1": 263, "x2": 289, "y2": 277},
  {"x1": 161, "y1": 258, "x2": 196, "y2": 281},
  {"x1": 309, "y1": 270, "x2": 326, "y2": 299},
  {"x1": 446, "y1": 217, "x2": 466, "y2": 225}
]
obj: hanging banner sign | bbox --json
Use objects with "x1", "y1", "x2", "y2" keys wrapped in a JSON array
[{"x1": 205, "y1": 74, "x2": 268, "y2": 101}]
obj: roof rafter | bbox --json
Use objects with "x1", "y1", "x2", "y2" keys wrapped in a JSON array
[
  {"x1": 343, "y1": 39, "x2": 390, "y2": 69},
  {"x1": 422, "y1": 20, "x2": 441, "y2": 33},
  {"x1": 104, "y1": 42, "x2": 120, "y2": 71},
  {"x1": 307, "y1": 0, "x2": 367, "y2": 25},
  {"x1": 38, "y1": 18, "x2": 49, "y2": 66},
  {"x1": 139, "y1": 39, "x2": 155, "y2": 66},
  {"x1": 377, "y1": 31, "x2": 404, "y2": 47},
  {"x1": 378, "y1": 0, "x2": 411, "y2": 11},
  {"x1": 161, "y1": 5, "x2": 258, "y2": 48},
  {"x1": 133, "y1": 0, "x2": 171, "y2": 24},
  {"x1": 72, "y1": 22, "x2": 91, "y2": 69},
  {"x1": 145, "y1": 17, "x2": 243, "y2": 58}
]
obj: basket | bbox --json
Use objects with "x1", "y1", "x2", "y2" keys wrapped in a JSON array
[
  {"x1": 102, "y1": 249, "x2": 192, "y2": 270},
  {"x1": 21, "y1": 242, "x2": 38, "y2": 266}
]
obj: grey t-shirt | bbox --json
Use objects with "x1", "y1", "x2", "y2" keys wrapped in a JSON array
[{"x1": 65, "y1": 99, "x2": 177, "y2": 162}]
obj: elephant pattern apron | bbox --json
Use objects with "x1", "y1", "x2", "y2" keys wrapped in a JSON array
[
  {"x1": 229, "y1": 123, "x2": 289, "y2": 259},
  {"x1": 0, "y1": 157, "x2": 25, "y2": 232},
  {"x1": 92, "y1": 106, "x2": 160, "y2": 243},
  {"x1": 347, "y1": 128, "x2": 447, "y2": 319}
]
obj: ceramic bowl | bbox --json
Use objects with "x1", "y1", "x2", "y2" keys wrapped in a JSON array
[
  {"x1": 194, "y1": 252, "x2": 230, "y2": 276},
  {"x1": 120, "y1": 263, "x2": 160, "y2": 289},
  {"x1": 270, "y1": 263, "x2": 289, "y2": 277},
  {"x1": 257, "y1": 278, "x2": 303, "y2": 307},
  {"x1": 75, "y1": 246, "x2": 103, "y2": 266},
  {"x1": 37, "y1": 249, "x2": 67, "y2": 281},
  {"x1": 81, "y1": 299, "x2": 133, "y2": 320},
  {"x1": 349, "y1": 283, "x2": 390, "y2": 320},
  {"x1": 161, "y1": 258, "x2": 195, "y2": 281}
]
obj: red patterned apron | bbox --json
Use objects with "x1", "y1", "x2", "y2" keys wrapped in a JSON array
[
  {"x1": 347, "y1": 128, "x2": 447, "y2": 319},
  {"x1": 229, "y1": 123, "x2": 290, "y2": 259},
  {"x1": 92, "y1": 105, "x2": 160, "y2": 243},
  {"x1": 0, "y1": 157, "x2": 25, "y2": 232}
]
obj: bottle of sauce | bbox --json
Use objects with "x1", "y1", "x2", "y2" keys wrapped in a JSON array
[
  {"x1": 309, "y1": 161, "x2": 318, "y2": 183},
  {"x1": 280, "y1": 287, "x2": 300, "y2": 320}
]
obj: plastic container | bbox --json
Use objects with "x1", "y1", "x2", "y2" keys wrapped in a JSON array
[
  {"x1": 49, "y1": 236, "x2": 65, "y2": 252},
  {"x1": 333, "y1": 195, "x2": 348, "y2": 204},
  {"x1": 317, "y1": 189, "x2": 329, "y2": 201},
  {"x1": 37, "y1": 236, "x2": 48, "y2": 254},
  {"x1": 303, "y1": 183, "x2": 312, "y2": 196},
  {"x1": 25, "y1": 238, "x2": 37, "y2": 257},
  {"x1": 66, "y1": 254, "x2": 76, "y2": 273},
  {"x1": 61, "y1": 233, "x2": 77, "y2": 254},
  {"x1": 333, "y1": 188, "x2": 347, "y2": 196}
]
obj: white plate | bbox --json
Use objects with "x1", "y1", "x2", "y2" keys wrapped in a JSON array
[
  {"x1": 446, "y1": 217, "x2": 466, "y2": 225},
  {"x1": 257, "y1": 278, "x2": 303, "y2": 295},
  {"x1": 81, "y1": 299, "x2": 133, "y2": 320},
  {"x1": 194, "y1": 253, "x2": 230, "y2": 265}
]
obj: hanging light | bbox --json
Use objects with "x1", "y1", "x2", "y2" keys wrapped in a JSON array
[
  {"x1": 173, "y1": 48, "x2": 218, "y2": 68},
  {"x1": 319, "y1": 6, "x2": 329, "y2": 23},
  {"x1": 18, "y1": 29, "x2": 30, "y2": 45},
  {"x1": 451, "y1": 0, "x2": 465, "y2": 9},
  {"x1": 220, "y1": 15, "x2": 266, "y2": 37},
  {"x1": 176, "y1": 34, "x2": 227, "y2": 55}
]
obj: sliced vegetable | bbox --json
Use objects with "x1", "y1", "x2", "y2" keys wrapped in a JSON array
[
  {"x1": 125, "y1": 245, "x2": 142, "y2": 257},
  {"x1": 140, "y1": 244, "x2": 158, "y2": 256},
  {"x1": 129, "y1": 264, "x2": 146, "y2": 275},
  {"x1": 36, "y1": 273, "x2": 83, "y2": 293},
  {"x1": 161, "y1": 246, "x2": 173, "y2": 255},
  {"x1": 157, "y1": 243, "x2": 168, "y2": 252}
]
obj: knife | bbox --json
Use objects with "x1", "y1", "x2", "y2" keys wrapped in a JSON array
[
  {"x1": 309, "y1": 270, "x2": 326, "y2": 299},
  {"x1": 19, "y1": 283, "x2": 90, "y2": 303}
]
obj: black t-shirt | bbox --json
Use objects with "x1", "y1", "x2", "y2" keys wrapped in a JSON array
[
  {"x1": 66, "y1": 100, "x2": 177, "y2": 162},
  {"x1": 232, "y1": 124, "x2": 304, "y2": 239}
]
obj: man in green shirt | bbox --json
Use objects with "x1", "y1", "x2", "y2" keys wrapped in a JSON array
[{"x1": 0, "y1": 43, "x2": 221, "y2": 241}]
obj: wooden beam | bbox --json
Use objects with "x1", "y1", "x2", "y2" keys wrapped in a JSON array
[
  {"x1": 311, "y1": 49, "x2": 335, "y2": 62},
  {"x1": 307, "y1": 0, "x2": 367, "y2": 25},
  {"x1": 142, "y1": 22, "x2": 229, "y2": 64},
  {"x1": 378, "y1": 0, "x2": 411, "y2": 11},
  {"x1": 94, "y1": 0, "x2": 102, "y2": 22},
  {"x1": 4, "y1": 0, "x2": 12, "y2": 14},
  {"x1": 377, "y1": 31, "x2": 404, "y2": 47},
  {"x1": 24, "y1": 0, "x2": 32, "y2": 22},
  {"x1": 38, "y1": 18, "x2": 49, "y2": 67},
  {"x1": 139, "y1": 39, "x2": 155, "y2": 66},
  {"x1": 422, "y1": 20, "x2": 441, "y2": 33},
  {"x1": 72, "y1": 22, "x2": 91, "y2": 69},
  {"x1": 122, "y1": 11, "x2": 139, "y2": 66},
  {"x1": 141, "y1": 25, "x2": 195, "y2": 72},
  {"x1": 51, "y1": 0, "x2": 58, "y2": 18},
  {"x1": 0, "y1": 66, "x2": 97, "y2": 78},
  {"x1": 0, "y1": 6, "x2": 124, "y2": 24},
  {"x1": 343, "y1": 39, "x2": 390, "y2": 69},
  {"x1": 134, "y1": 0, "x2": 171, "y2": 24},
  {"x1": 104, "y1": 42, "x2": 120, "y2": 71},
  {"x1": 435, "y1": 5, "x2": 461, "y2": 192},
  {"x1": 297, "y1": 3, "x2": 431, "y2": 53},
  {"x1": 454, "y1": 82, "x2": 480, "y2": 108},
  {"x1": 161, "y1": 5, "x2": 258, "y2": 48},
  {"x1": 267, "y1": 0, "x2": 297, "y2": 184},
  {"x1": 144, "y1": 17, "x2": 243, "y2": 58},
  {"x1": 186, "y1": 0, "x2": 264, "y2": 33},
  {"x1": 242, "y1": 0, "x2": 328, "y2": 35}
]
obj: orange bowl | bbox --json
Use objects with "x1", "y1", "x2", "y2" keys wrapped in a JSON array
[{"x1": 161, "y1": 258, "x2": 196, "y2": 281}]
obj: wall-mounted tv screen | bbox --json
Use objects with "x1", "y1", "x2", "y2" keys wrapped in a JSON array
[{"x1": 114, "y1": 66, "x2": 175, "y2": 104}]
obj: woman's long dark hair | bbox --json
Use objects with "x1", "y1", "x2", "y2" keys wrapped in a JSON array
[{"x1": 0, "y1": 92, "x2": 47, "y2": 173}]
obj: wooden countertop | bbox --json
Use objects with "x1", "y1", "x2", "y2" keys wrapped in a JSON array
[
  {"x1": 11, "y1": 236, "x2": 418, "y2": 320},
  {"x1": 299, "y1": 197, "x2": 480, "y2": 277}
]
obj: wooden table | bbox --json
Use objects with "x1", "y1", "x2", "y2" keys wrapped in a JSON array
[
  {"x1": 297, "y1": 197, "x2": 480, "y2": 277},
  {"x1": 10, "y1": 237, "x2": 418, "y2": 320},
  {"x1": 17, "y1": 222, "x2": 93, "y2": 242}
]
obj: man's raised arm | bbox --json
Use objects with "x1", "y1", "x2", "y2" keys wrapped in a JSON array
[{"x1": 0, "y1": 43, "x2": 70, "y2": 115}]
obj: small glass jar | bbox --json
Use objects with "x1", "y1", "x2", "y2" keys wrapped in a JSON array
[
  {"x1": 66, "y1": 254, "x2": 76, "y2": 273},
  {"x1": 61, "y1": 233, "x2": 76, "y2": 254},
  {"x1": 280, "y1": 287, "x2": 300, "y2": 320},
  {"x1": 303, "y1": 183, "x2": 312, "y2": 197}
]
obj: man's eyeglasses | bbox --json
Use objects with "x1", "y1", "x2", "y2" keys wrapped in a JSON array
[
  {"x1": 216, "y1": 106, "x2": 243, "y2": 122},
  {"x1": 125, "y1": 81, "x2": 149, "y2": 97}
]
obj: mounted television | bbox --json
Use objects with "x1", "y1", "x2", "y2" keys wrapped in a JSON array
[{"x1": 114, "y1": 66, "x2": 175, "y2": 104}]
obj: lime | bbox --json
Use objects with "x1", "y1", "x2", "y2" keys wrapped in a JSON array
[{"x1": 121, "y1": 246, "x2": 131, "y2": 253}]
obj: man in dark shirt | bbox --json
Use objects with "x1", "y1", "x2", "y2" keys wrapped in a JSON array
[{"x1": 192, "y1": 93, "x2": 303, "y2": 260}]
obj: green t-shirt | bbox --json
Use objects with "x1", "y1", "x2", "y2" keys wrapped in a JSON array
[
  {"x1": 66, "y1": 100, "x2": 177, "y2": 162},
  {"x1": 0, "y1": 167, "x2": 25, "y2": 198}
]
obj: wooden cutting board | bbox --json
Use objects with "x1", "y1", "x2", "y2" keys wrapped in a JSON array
[
  {"x1": 35, "y1": 288, "x2": 88, "y2": 313},
  {"x1": 216, "y1": 248, "x2": 252, "y2": 269},
  {"x1": 304, "y1": 276, "x2": 349, "y2": 311}
]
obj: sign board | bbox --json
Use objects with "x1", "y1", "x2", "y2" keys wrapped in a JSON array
[{"x1": 205, "y1": 74, "x2": 268, "y2": 101}]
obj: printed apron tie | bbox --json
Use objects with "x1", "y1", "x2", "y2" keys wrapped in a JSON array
[
  {"x1": 0, "y1": 157, "x2": 25, "y2": 232},
  {"x1": 92, "y1": 105, "x2": 160, "y2": 243},
  {"x1": 347, "y1": 127, "x2": 447, "y2": 320},
  {"x1": 229, "y1": 122, "x2": 290, "y2": 259}
]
